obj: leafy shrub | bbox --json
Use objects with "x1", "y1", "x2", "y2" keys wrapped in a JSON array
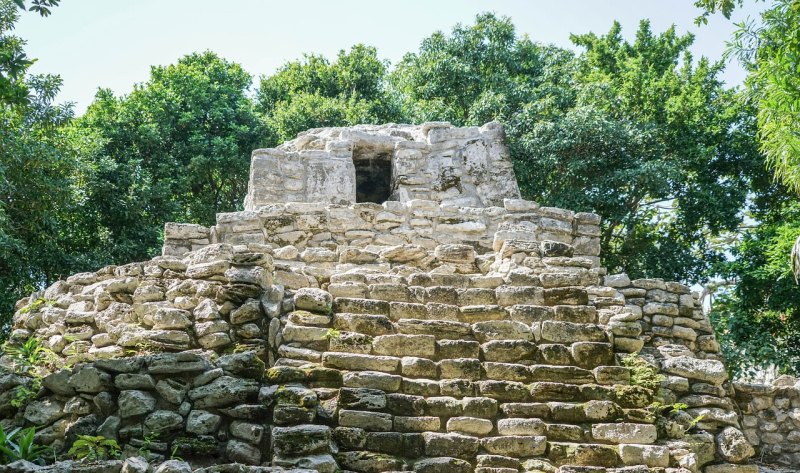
[
  {"x1": 68, "y1": 435, "x2": 121, "y2": 462},
  {"x1": 0, "y1": 426, "x2": 52, "y2": 465},
  {"x1": 2, "y1": 337, "x2": 59, "y2": 376}
]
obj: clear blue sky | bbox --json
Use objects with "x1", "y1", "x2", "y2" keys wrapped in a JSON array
[{"x1": 16, "y1": 0, "x2": 765, "y2": 115}]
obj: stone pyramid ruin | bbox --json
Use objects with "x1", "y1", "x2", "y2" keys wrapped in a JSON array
[{"x1": 3, "y1": 122, "x2": 765, "y2": 473}]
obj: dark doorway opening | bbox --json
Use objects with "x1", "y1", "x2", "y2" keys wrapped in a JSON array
[{"x1": 354, "y1": 154, "x2": 392, "y2": 203}]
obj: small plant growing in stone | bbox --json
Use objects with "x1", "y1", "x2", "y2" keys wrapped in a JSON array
[
  {"x1": 133, "y1": 340, "x2": 165, "y2": 355},
  {"x1": 2, "y1": 337, "x2": 60, "y2": 409},
  {"x1": 2, "y1": 337, "x2": 59, "y2": 376},
  {"x1": 169, "y1": 445, "x2": 183, "y2": 462},
  {"x1": 323, "y1": 328, "x2": 341, "y2": 340},
  {"x1": 10, "y1": 381, "x2": 40, "y2": 408},
  {"x1": 137, "y1": 432, "x2": 159, "y2": 460},
  {"x1": 0, "y1": 426, "x2": 52, "y2": 465},
  {"x1": 649, "y1": 401, "x2": 704, "y2": 438},
  {"x1": 622, "y1": 353, "x2": 664, "y2": 391},
  {"x1": 18, "y1": 298, "x2": 56, "y2": 315},
  {"x1": 68, "y1": 435, "x2": 121, "y2": 462}
]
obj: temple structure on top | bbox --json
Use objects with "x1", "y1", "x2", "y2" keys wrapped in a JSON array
[{"x1": 244, "y1": 121, "x2": 520, "y2": 209}]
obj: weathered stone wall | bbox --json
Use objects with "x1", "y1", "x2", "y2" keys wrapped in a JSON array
[
  {"x1": 0, "y1": 123, "x2": 760, "y2": 473},
  {"x1": 243, "y1": 122, "x2": 520, "y2": 210},
  {"x1": 163, "y1": 199, "x2": 602, "y2": 265},
  {"x1": 732, "y1": 377, "x2": 800, "y2": 467},
  {"x1": 601, "y1": 276, "x2": 753, "y2": 472}
]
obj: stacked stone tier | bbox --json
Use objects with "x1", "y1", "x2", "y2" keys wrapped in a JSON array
[{"x1": 5, "y1": 186, "x2": 757, "y2": 473}]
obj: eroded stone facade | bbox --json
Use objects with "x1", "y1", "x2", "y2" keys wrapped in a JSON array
[
  {"x1": 1, "y1": 123, "x2": 762, "y2": 473},
  {"x1": 243, "y1": 122, "x2": 520, "y2": 209}
]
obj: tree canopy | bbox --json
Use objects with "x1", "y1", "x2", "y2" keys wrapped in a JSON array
[{"x1": 258, "y1": 44, "x2": 401, "y2": 143}]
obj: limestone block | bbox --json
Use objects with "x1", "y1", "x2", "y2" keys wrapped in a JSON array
[
  {"x1": 194, "y1": 320, "x2": 229, "y2": 338},
  {"x1": 540, "y1": 321, "x2": 606, "y2": 343},
  {"x1": 339, "y1": 409, "x2": 393, "y2": 431},
  {"x1": 395, "y1": 416, "x2": 441, "y2": 432},
  {"x1": 343, "y1": 371, "x2": 402, "y2": 391},
  {"x1": 458, "y1": 288, "x2": 497, "y2": 306},
  {"x1": 614, "y1": 337, "x2": 645, "y2": 352},
  {"x1": 422, "y1": 432, "x2": 481, "y2": 459},
  {"x1": 229, "y1": 300, "x2": 262, "y2": 325},
  {"x1": 434, "y1": 244, "x2": 476, "y2": 263},
  {"x1": 121, "y1": 457, "x2": 150, "y2": 473},
  {"x1": 593, "y1": 366, "x2": 630, "y2": 385},
  {"x1": 115, "y1": 374, "x2": 156, "y2": 390},
  {"x1": 225, "y1": 439, "x2": 261, "y2": 465},
  {"x1": 272, "y1": 424, "x2": 331, "y2": 457},
  {"x1": 662, "y1": 356, "x2": 727, "y2": 385},
  {"x1": 482, "y1": 435, "x2": 546, "y2": 457},
  {"x1": 461, "y1": 396, "x2": 499, "y2": 418},
  {"x1": 496, "y1": 286, "x2": 543, "y2": 306},
  {"x1": 447, "y1": 416, "x2": 493, "y2": 435},
  {"x1": 282, "y1": 323, "x2": 329, "y2": 343},
  {"x1": 571, "y1": 342, "x2": 614, "y2": 368},
  {"x1": 187, "y1": 376, "x2": 259, "y2": 408},
  {"x1": 185, "y1": 410, "x2": 221, "y2": 435},
  {"x1": 618, "y1": 444, "x2": 669, "y2": 467},
  {"x1": 439, "y1": 358, "x2": 482, "y2": 380},
  {"x1": 548, "y1": 442, "x2": 620, "y2": 467},
  {"x1": 339, "y1": 388, "x2": 387, "y2": 410},
  {"x1": 143, "y1": 410, "x2": 183, "y2": 435},
  {"x1": 294, "y1": 288, "x2": 333, "y2": 312},
  {"x1": 154, "y1": 461, "x2": 191, "y2": 473},
  {"x1": 716, "y1": 427, "x2": 755, "y2": 463},
  {"x1": 591, "y1": 423, "x2": 657, "y2": 444},
  {"x1": 414, "y1": 457, "x2": 472, "y2": 473},
  {"x1": 334, "y1": 313, "x2": 393, "y2": 336},
  {"x1": 224, "y1": 266, "x2": 271, "y2": 288},
  {"x1": 458, "y1": 305, "x2": 507, "y2": 323},
  {"x1": 373, "y1": 334, "x2": 436, "y2": 358},
  {"x1": 24, "y1": 399, "x2": 65, "y2": 425},
  {"x1": 336, "y1": 451, "x2": 404, "y2": 472},
  {"x1": 322, "y1": 352, "x2": 400, "y2": 373},
  {"x1": 401, "y1": 357, "x2": 438, "y2": 378},
  {"x1": 477, "y1": 380, "x2": 531, "y2": 402},
  {"x1": 497, "y1": 418, "x2": 546, "y2": 436},
  {"x1": 388, "y1": 301, "x2": 427, "y2": 320},
  {"x1": 68, "y1": 366, "x2": 111, "y2": 393},
  {"x1": 481, "y1": 340, "x2": 538, "y2": 363},
  {"x1": 186, "y1": 260, "x2": 229, "y2": 279},
  {"x1": 229, "y1": 420, "x2": 264, "y2": 444},
  {"x1": 369, "y1": 283, "x2": 411, "y2": 302},
  {"x1": 472, "y1": 320, "x2": 533, "y2": 342},
  {"x1": 438, "y1": 340, "x2": 481, "y2": 359},
  {"x1": 398, "y1": 319, "x2": 472, "y2": 339}
]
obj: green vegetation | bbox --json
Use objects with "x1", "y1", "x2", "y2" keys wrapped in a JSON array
[
  {"x1": 137, "y1": 431, "x2": 159, "y2": 460},
  {"x1": 2, "y1": 337, "x2": 59, "y2": 376},
  {"x1": 1, "y1": 337, "x2": 60, "y2": 408},
  {"x1": 1, "y1": 0, "x2": 800, "y2": 376},
  {"x1": 648, "y1": 401, "x2": 704, "y2": 437},
  {"x1": 324, "y1": 328, "x2": 341, "y2": 340},
  {"x1": 690, "y1": 0, "x2": 800, "y2": 376},
  {"x1": 67, "y1": 435, "x2": 121, "y2": 462},
  {"x1": 622, "y1": 353, "x2": 665, "y2": 391},
  {"x1": 0, "y1": 426, "x2": 52, "y2": 464}
]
